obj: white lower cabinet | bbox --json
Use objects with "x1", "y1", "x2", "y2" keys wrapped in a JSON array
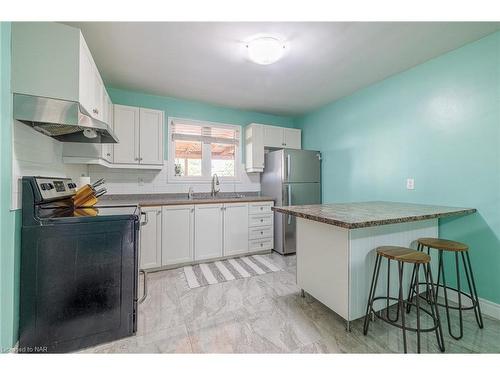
[
  {"x1": 223, "y1": 203, "x2": 249, "y2": 256},
  {"x1": 139, "y1": 206, "x2": 162, "y2": 269},
  {"x1": 194, "y1": 204, "x2": 223, "y2": 261},
  {"x1": 162, "y1": 205, "x2": 194, "y2": 266}
]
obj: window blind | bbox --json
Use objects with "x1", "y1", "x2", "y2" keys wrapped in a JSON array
[{"x1": 171, "y1": 121, "x2": 240, "y2": 146}]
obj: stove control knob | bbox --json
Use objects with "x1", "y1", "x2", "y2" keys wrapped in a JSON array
[
  {"x1": 40, "y1": 183, "x2": 48, "y2": 191},
  {"x1": 47, "y1": 183, "x2": 54, "y2": 190}
]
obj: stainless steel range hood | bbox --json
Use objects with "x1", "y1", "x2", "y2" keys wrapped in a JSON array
[{"x1": 13, "y1": 94, "x2": 119, "y2": 143}]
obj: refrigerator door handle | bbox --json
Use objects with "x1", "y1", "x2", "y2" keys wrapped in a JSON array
[
  {"x1": 286, "y1": 154, "x2": 291, "y2": 181},
  {"x1": 287, "y1": 185, "x2": 292, "y2": 224}
]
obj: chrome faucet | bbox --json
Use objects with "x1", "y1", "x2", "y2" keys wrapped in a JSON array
[
  {"x1": 188, "y1": 186, "x2": 194, "y2": 200},
  {"x1": 211, "y1": 174, "x2": 220, "y2": 197}
]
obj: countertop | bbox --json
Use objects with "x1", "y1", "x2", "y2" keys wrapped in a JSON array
[
  {"x1": 98, "y1": 193, "x2": 275, "y2": 207},
  {"x1": 272, "y1": 201, "x2": 476, "y2": 229}
]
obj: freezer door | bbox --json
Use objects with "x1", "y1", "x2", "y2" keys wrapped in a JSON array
[
  {"x1": 283, "y1": 149, "x2": 321, "y2": 183},
  {"x1": 278, "y1": 182, "x2": 321, "y2": 254}
]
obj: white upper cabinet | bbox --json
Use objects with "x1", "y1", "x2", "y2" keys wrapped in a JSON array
[
  {"x1": 12, "y1": 22, "x2": 107, "y2": 124},
  {"x1": 283, "y1": 128, "x2": 302, "y2": 149},
  {"x1": 139, "y1": 108, "x2": 164, "y2": 165},
  {"x1": 245, "y1": 124, "x2": 265, "y2": 173},
  {"x1": 263, "y1": 125, "x2": 301, "y2": 149},
  {"x1": 263, "y1": 126, "x2": 285, "y2": 148},
  {"x1": 113, "y1": 105, "x2": 164, "y2": 167},
  {"x1": 245, "y1": 123, "x2": 301, "y2": 172},
  {"x1": 113, "y1": 105, "x2": 140, "y2": 164},
  {"x1": 101, "y1": 92, "x2": 114, "y2": 163}
]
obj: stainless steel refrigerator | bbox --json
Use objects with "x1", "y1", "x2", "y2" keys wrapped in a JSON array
[{"x1": 261, "y1": 149, "x2": 321, "y2": 254}]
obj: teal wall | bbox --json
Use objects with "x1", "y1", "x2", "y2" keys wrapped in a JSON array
[
  {"x1": 107, "y1": 87, "x2": 297, "y2": 161},
  {"x1": 296, "y1": 31, "x2": 500, "y2": 304},
  {"x1": 1, "y1": 22, "x2": 21, "y2": 353}
]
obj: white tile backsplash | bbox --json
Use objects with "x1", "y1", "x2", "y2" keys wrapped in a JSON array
[
  {"x1": 88, "y1": 162, "x2": 261, "y2": 195},
  {"x1": 11, "y1": 121, "x2": 88, "y2": 209},
  {"x1": 11, "y1": 120, "x2": 261, "y2": 207}
]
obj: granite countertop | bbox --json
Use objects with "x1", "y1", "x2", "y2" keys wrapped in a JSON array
[
  {"x1": 97, "y1": 192, "x2": 275, "y2": 207},
  {"x1": 272, "y1": 201, "x2": 476, "y2": 229}
]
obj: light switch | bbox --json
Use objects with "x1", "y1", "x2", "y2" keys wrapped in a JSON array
[{"x1": 406, "y1": 178, "x2": 415, "y2": 190}]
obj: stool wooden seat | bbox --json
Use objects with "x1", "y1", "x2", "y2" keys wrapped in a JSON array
[
  {"x1": 409, "y1": 237, "x2": 484, "y2": 340},
  {"x1": 364, "y1": 245, "x2": 444, "y2": 353},
  {"x1": 377, "y1": 246, "x2": 431, "y2": 264},
  {"x1": 417, "y1": 238, "x2": 468, "y2": 252}
]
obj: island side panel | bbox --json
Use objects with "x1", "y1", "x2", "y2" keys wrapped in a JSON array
[
  {"x1": 296, "y1": 217, "x2": 350, "y2": 321},
  {"x1": 348, "y1": 219, "x2": 438, "y2": 321}
]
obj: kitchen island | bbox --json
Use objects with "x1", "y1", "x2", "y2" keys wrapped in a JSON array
[{"x1": 272, "y1": 201, "x2": 476, "y2": 330}]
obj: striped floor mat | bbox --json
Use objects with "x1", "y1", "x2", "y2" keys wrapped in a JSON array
[{"x1": 183, "y1": 255, "x2": 281, "y2": 289}]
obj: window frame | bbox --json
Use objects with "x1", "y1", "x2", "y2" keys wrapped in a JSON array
[{"x1": 167, "y1": 117, "x2": 241, "y2": 183}]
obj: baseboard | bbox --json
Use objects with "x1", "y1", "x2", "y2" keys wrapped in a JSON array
[{"x1": 445, "y1": 291, "x2": 500, "y2": 320}]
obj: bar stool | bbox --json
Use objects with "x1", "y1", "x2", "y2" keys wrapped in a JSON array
[
  {"x1": 363, "y1": 246, "x2": 445, "y2": 353},
  {"x1": 407, "y1": 238, "x2": 484, "y2": 340}
]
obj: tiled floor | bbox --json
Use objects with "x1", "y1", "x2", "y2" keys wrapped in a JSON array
[{"x1": 80, "y1": 253, "x2": 500, "y2": 353}]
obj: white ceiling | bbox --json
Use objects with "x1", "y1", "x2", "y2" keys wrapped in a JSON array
[{"x1": 66, "y1": 22, "x2": 499, "y2": 116}]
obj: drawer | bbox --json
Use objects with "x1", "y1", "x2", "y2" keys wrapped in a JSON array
[
  {"x1": 249, "y1": 214, "x2": 273, "y2": 227},
  {"x1": 249, "y1": 238, "x2": 273, "y2": 251},
  {"x1": 249, "y1": 225, "x2": 273, "y2": 240},
  {"x1": 249, "y1": 202, "x2": 273, "y2": 214}
]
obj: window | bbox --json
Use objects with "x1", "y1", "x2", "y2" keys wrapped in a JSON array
[{"x1": 169, "y1": 119, "x2": 240, "y2": 181}]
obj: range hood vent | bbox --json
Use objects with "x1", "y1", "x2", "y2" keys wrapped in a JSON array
[{"x1": 13, "y1": 94, "x2": 118, "y2": 144}]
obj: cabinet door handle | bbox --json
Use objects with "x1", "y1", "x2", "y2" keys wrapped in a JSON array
[
  {"x1": 106, "y1": 153, "x2": 111, "y2": 157},
  {"x1": 140, "y1": 211, "x2": 148, "y2": 226}
]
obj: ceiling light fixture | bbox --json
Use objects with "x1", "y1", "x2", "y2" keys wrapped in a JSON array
[{"x1": 246, "y1": 36, "x2": 286, "y2": 65}]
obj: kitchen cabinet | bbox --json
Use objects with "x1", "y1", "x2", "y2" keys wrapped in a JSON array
[
  {"x1": 248, "y1": 202, "x2": 274, "y2": 252},
  {"x1": 162, "y1": 205, "x2": 194, "y2": 266},
  {"x1": 113, "y1": 105, "x2": 164, "y2": 166},
  {"x1": 139, "y1": 108, "x2": 164, "y2": 165},
  {"x1": 263, "y1": 125, "x2": 301, "y2": 149},
  {"x1": 61, "y1": 88, "x2": 114, "y2": 164},
  {"x1": 245, "y1": 124, "x2": 265, "y2": 173},
  {"x1": 263, "y1": 126, "x2": 284, "y2": 148},
  {"x1": 101, "y1": 91, "x2": 114, "y2": 163},
  {"x1": 283, "y1": 128, "x2": 301, "y2": 149},
  {"x1": 223, "y1": 203, "x2": 249, "y2": 256},
  {"x1": 113, "y1": 105, "x2": 140, "y2": 164},
  {"x1": 139, "y1": 206, "x2": 162, "y2": 270},
  {"x1": 245, "y1": 123, "x2": 301, "y2": 172},
  {"x1": 194, "y1": 204, "x2": 223, "y2": 261},
  {"x1": 12, "y1": 22, "x2": 106, "y2": 122}
]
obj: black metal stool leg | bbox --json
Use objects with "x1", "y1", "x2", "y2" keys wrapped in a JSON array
[
  {"x1": 364, "y1": 254, "x2": 382, "y2": 335},
  {"x1": 414, "y1": 263, "x2": 421, "y2": 353},
  {"x1": 454, "y1": 252, "x2": 464, "y2": 340},
  {"x1": 462, "y1": 251, "x2": 484, "y2": 329},
  {"x1": 438, "y1": 250, "x2": 458, "y2": 339},
  {"x1": 387, "y1": 258, "x2": 400, "y2": 322},
  {"x1": 406, "y1": 244, "x2": 421, "y2": 314},
  {"x1": 424, "y1": 262, "x2": 445, "y2": 352},
  {"x1": 398, "y1": 261, "x2": 408, "y2": 353}
]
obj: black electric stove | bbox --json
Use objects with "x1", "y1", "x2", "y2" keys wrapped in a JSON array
[{"x1": 19, "y1": 176, "x2": 140, "y2": 353}]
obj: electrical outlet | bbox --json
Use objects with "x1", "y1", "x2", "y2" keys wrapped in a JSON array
[
  {"x1": 406, "y1": 178, "x2": 415, "y2": 190},
  {"x1": 138, "y1": 177, "x2": 144, "y2": 186}
]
